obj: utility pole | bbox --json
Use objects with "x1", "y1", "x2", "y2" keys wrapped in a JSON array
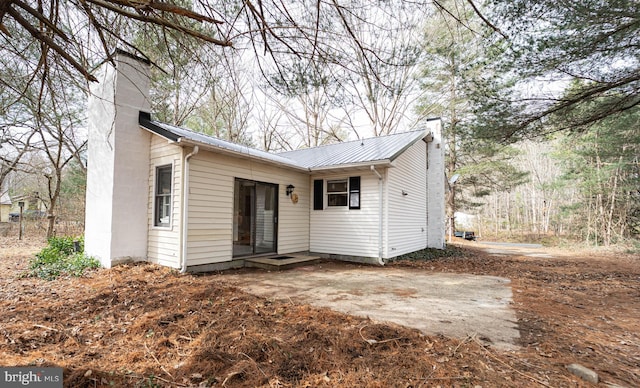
[{"x1": 18, "y1": 201, "x2": 24, "y2": 240}]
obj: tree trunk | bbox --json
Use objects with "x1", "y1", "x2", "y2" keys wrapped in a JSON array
[
  {"x1": 46, "y1": 169, "x2": 62, "y2": 239},
  {"x1": 605, "y1": 161, "x2": 621, "y2": 246}
]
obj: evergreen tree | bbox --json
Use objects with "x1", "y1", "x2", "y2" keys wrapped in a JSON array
[
  {"x1": 418, "y1": 0, "x2": 527, "y2": 237},
  {"x1": 473, "y1": 0, "x2": 640, "y2": 140},
  {"x1": 554, "y1": 99, "x2": 639, "y2": 244}
]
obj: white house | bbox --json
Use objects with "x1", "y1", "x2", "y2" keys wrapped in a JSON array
[
  {"x1": 85, "y1": 51, "x2": 445, "y2": 271},
  {"x1": 0, "y1": 181, "x2": 11, "y2": 223}
]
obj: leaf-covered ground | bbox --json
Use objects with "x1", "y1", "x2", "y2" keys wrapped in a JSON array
[{"x1": 1, "y1": 237, "x2": 638, "y2": 387}]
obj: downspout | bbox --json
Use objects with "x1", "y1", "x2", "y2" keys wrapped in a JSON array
[
  {"x1": 180, "y1": 145, "x2": 199, "y2": 273},
  {"x1": 370, "y1": 165, "x2": 384, "y2": 265}
]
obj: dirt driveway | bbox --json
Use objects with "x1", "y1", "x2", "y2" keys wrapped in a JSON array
[{"x1": 224, "y1": 261, "x2": 520, "y2": 350}]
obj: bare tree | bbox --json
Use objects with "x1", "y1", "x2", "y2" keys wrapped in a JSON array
[
  {"x1": 1, "y1": 0, "x2": 412, "y2": 85},
  {"x1": 18, "y1": 61, "x2": 87, "y2": 237},
  {"x1": 0, "y1": 24, "x2": 38, "y2": 192},
  {"x1": 188, "y1": 52, "x2": 256, "y2": 145},
  {"x1": 1, "y1": 129, "x2": 36, "y2": 193},
  {"x1": 337, "y1": 1, "x2": 424, "y2": 136},
  {"x1": 265, "y1": 56, "x2": 350, "y2": 148}
]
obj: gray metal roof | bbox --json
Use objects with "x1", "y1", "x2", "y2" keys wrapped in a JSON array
[
  {"x1": 0, "y1": 191, "x2": 10, "y2": 205},
  {"x1": 278, "y1": 130, "x2": 428, "y2": 169},
  {"x1": 139, "y1": 114, "x2": 305, "y2": 170},
  {"x1": 139, "y1": 112, "x2": 427, "y2": 172},
  {"x1": 0, "y1": 180, "x2": 10, "y2": 205}
]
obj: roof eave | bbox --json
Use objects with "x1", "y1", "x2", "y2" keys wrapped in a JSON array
[
  {"x1": 176, "y1": 138, "x2": 309, "y2": 172},
  {"x1": 309, "y1": 159, "x2": 392, "y2": 172},
  {"x1": 138, "y1": 111, "x2": 307, "y2": 172},
  {"x1": 138, "y1": 112, "x2": 180, "y2": 142}
]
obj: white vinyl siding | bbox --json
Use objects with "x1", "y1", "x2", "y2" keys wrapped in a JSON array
[
  {"x1": 186, "y1": 151, "x2": 309, "y2": 267},
  {"x1": 386, "y1": 140, "x2": 428, "y2": 258},
  {"x1": 310, "y1": 171, "x2": 383, "y2": 258},
  {"x1": 147, "y1": 136, "x2": 182, "y2": 268}
]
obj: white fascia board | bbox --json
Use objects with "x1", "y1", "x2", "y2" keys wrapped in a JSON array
[{"x1": 309, "y1": 159, "x2": 393, "y2": 172}]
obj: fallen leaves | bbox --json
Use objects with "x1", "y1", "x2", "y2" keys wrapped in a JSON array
[{"x1": 1, "y1": 236, "x2": 638, "y2": 387}]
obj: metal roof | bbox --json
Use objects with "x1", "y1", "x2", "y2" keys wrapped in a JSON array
[
  {"x1": 0, "y1": 180, "x2": 10, "y2": 205},
  {"x1": 0, "y1": 191, "x2": 10, "y2": 205},
  {"x1": 139, "y1": 112, "x2": 428, "y2": 172},
  {"x1": 139, "y1": 112, "x2": 305, "y2": 170},
  {"x1": 278, "y1": 130, "x2": 428, "y2": 169}
]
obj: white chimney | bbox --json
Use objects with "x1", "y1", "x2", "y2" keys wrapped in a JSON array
[
  {"x1": 85, "y1": 51, "x2": 151, "y2": 267},
  {"x1": 426, "y1": 118, "x2": 446, "y2": 249}
]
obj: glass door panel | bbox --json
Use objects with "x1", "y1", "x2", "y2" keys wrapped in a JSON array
[
  {"x1": 255, "y1": 183, "x2": 277, "y2": 254},
  {"x1": 233, "y1": 179, "x2": 255, "y2": 257},
  {"x1": 233, "y1": 179, "x2": 277, "y2": 257}
]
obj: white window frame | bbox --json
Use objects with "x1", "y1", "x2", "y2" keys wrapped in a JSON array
[
  {"x1": 153, "y1": 163, "x2": 173, "y2": 228},
  {"x1": 326, "y1": 179, "x2": 348, "y2": 207}
]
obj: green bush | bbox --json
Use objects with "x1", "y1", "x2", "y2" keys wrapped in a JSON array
[{"x1": 27, "y1": 236, "x2": 100, "y2": 280}]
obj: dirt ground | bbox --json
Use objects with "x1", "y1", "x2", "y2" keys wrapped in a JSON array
[{"x1": 1, "y1": 237, "x2": 638, "y2": 387}]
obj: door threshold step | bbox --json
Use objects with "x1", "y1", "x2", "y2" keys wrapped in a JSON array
[{"x1": 245, "y1": 255, "x2": 321, "y2": 271}]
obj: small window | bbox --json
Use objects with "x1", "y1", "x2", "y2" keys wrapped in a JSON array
[
  {"x1": 154, "y1": 165, "x2": 172, "y2": 227},
  {"x1": 327, "y1": 179, "x2": 348, "y2": 207}
]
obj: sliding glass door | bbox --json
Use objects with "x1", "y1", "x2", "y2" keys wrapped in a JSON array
[{"x1": 233, "y1": 179, "x2": 278, "y2": 257}]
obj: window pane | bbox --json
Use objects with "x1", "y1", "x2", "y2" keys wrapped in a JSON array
[
  {"x1": 327, "y1": 180, "x2": 347, "y2": 193},
  {"x1": 349, "y1": 191, "x2": 360, "y2": 208},
  {"x1": 328, "y1": 193, "x2": 348, "y2": 206},
  {"x1": 157, "y1": 167, "x2": 172, "y2": 195},
  {"x1": 158, "y1": 195, "x2": 171, "y2": 225}
]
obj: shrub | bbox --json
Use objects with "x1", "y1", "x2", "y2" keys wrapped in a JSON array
[
  {"x1": 27, "y1": 236, "x2": 100, "y2": 280},
  {"x1": 389, "y1": 246, "x2": 463, "y2": 262}
]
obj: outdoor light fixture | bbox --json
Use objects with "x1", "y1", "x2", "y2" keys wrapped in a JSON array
[{"x1": 286, "y1": 184, "x2": 295, "y2": 196}]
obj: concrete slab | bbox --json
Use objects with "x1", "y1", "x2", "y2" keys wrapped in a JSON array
[
  {"x1": 245, "y1": 255, "x2": 321, "y2": 271},
  {"x1": 224, "y1": 264, "x2": 520, "y2": 349}
]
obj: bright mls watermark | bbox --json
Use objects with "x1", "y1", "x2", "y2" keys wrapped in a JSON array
[{"x1": 1, "y1": 367, "x2": 62, "y2": 387}]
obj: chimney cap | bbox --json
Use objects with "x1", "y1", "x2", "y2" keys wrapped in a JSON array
[{"x1": 114, "y1": 48, "x2": 151, "y2": 65}]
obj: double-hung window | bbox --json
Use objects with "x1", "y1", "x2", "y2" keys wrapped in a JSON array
[
  {"x1": 327, "y1": 179, "x2": 348, "y2": 207},
  {"x1": 154, "y1": 165, "x2": 172, "y2": 227},
  {"x1": 315, "y1": 176, "x2": 361, "y2": 209}
]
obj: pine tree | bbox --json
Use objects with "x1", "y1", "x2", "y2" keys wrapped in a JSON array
[
  {"x1": 418, "y1": 0, "x2": 528, "y2": 237},
  {"x1": 473, "y1": 0, "x2": 640, "y2": 140}
]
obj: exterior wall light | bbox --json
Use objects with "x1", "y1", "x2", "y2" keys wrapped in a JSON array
[{"x1": 286, "y1": 184, "x2": 295, "y2": 196}]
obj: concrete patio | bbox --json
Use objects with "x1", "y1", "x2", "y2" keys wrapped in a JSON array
[{"x1": 223, "y1": 263, "x2": 520, "y2": 349}]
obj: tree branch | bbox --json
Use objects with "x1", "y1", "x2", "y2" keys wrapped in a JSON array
[
  {"x1": 465, "y1": 0, "x2": 506, "y2": 39},
  {"x1": 84, "y1": 0, "x2": 232, "y2": 47},
  {"x1": 6, "y1": 6, "x2": 98, "y2": 82}
]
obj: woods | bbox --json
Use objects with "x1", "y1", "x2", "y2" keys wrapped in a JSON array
[{"x1": 1, "y1": 0, "x2": 638, "y2": 245}]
